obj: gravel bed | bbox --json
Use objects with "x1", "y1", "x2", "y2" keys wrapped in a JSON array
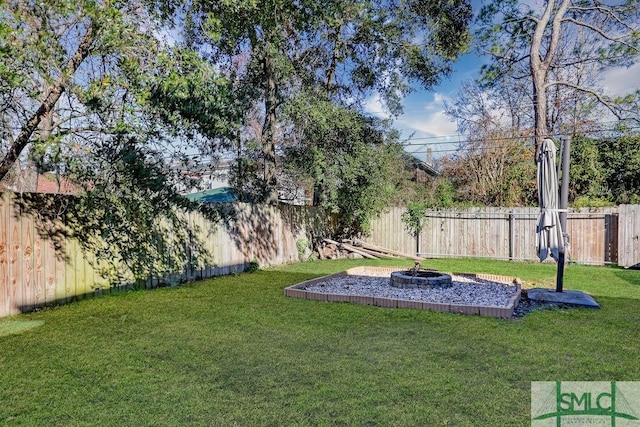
[{"x1": 303, "y1": 273, "x2": 519, "y2": 308}]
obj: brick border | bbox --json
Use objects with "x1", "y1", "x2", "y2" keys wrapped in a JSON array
[{"x1": 284, "y1": 266, "x2": 521, "y2": 319}]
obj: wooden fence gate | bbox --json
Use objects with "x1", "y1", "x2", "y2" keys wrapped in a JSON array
[{"x1": 618, "y1": 204, "x2": 640, "y2": 268}]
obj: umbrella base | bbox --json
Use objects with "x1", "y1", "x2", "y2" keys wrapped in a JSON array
[{"x1": 527, "y1": 288, "x2": 599, "y2": 308}]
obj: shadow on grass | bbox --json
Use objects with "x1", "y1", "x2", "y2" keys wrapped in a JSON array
[{"x1": 0, "y1": 320, "x2": 45, "y2": 337}]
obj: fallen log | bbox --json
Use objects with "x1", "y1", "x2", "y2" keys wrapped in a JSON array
[
  {"x1": 342, "y1": 241, "x2": 397, "y2": 259},
  {"x1": 354, "y1": 247, "x2": 396, "y2": 259},
  {"x1": 352, "y1": 240, "x2": 423, "y2": 261},
  {"x1": 323, "y1": 238, "x2": 378, "y2": 259}
]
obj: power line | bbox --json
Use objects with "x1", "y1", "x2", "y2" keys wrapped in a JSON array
[
  {"x1": 157, "y1": 125, "x2": 640, "y2": 163},
  {"x1": 403, "y1": 126, "x2": 640, "y2": 148}
]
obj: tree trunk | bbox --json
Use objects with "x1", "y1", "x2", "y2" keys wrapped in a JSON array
[
  {"x1": 325, "y1": 24, "x2": 343, "y2": 97},
  {"x1": 530, "y1": 3, "x2": 551, "y2": 161},
  {"x1": 312, "y1": 181, "x2": 324, "y2": 206},
  {"x1": 532, "y1": 68, "x2": 548, "y2": 161},
  {"x1": 0, "y1": 25, "x2": 95, "y2": 182},
  {"x1": 262, "y1": 51, "x2": 279, "y2": 205},
  {"x1": 235, "y1": 128, "x2": 244, "y2": 202},
  {"x1": 529, "y1": 0, "x2": 570, "y2": 160}
]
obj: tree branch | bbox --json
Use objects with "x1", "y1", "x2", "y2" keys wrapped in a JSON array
[
  {"x1": 561, "y1": 17, "x2": 640, "y2": 52},
  {"x1": 0, "y1": 24, "x2": 95, "y2": 181},
  {"x1": 543, "y1": 0, "x2": 571, "y2": 68},
  {"x1": 568, "y1": 5, "x2": 637, "y2": 32},
  {"x1": 545, "y1": 79, "x2": 624, "y2": 118}
]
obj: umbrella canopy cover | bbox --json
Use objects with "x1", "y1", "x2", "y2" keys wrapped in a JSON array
[{"x1": 536, "y1": 138, "x2": 564, "y2": 262}]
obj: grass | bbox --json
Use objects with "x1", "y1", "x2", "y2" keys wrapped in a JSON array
[{"x1": 1, "y1": 258, "x2": 639, "y2": 426}]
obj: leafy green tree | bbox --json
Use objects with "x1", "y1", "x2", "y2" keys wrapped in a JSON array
[
  {"x1": 283, "y1": 94, "x2": 404, "y2": 235},
  {"x1": 599, "y1": 134, "x2": 640, "y2": 204},
  {"x1": 0, "y1": 0, "x2": 237, "y2": 281},
  {"x1": 295, "y1": 0, "x2": 472, "y2": 111},
  {"x1": 569, "y1": 136, "x2": 608, "y2": 202},
  {"x1": 0, "y1": 0, "x2": 182, "y2": 179},
  {"x1": 160, "y1": 0, "x2": 472, "y2": 205},
  {"x1": 162, "y1": 0, "x2": 314, "y2": 204},
  {"x1": 569, "y1": 134, "x2": 640, "y2": 205}
]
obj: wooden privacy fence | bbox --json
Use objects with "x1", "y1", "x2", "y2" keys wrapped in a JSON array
[
  {"x1": 2, "y1": 189, "x2": 639, "y2": 319},
  {"x1": 0, "y1": 192, "x2": 333, "y2": 318},
  {"x1": 366, "y1": 206, "x2": 625, "y2": 266}
]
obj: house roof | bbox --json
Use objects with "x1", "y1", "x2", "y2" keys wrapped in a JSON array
[
  {"x1": 1, "y1": 170, "x2": 78, "y2": 194},
  {"x1": 402, "y1": 154, "x2": 440, "y2": 177},
  {"x1": 36, "y1": 173, "x2": 77, "y2": 194},
  {"x1": 185, "y1": 187, "x2": 237, "y2": 203}
]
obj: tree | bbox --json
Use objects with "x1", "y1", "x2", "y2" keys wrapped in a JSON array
[
  {"x1": 568, "y1": 136, "x2": 608, "y2": 203},
  {"x1": 443, "y1": 79, "x2": 537, "y2": 206},
  {"x1": 439, "y1": 132, "x2": 537, "y2": 206},
  {"x1": 164, "y1": 0, "x2": 316, "y2": 204},
  {"x1": 285, "y1": 1, "x2": 471, "y2": 216},
  {"x1": 283, "y1": 93, "x2": 405, "y2": 235},
  {"x1": 568, "y1": 133, "x2": 640, "y2": 205},
  {"x1": 600, "y1": 134, "x2": 640, "y2": 203},
  {"x1": 0, "y1": 0, "x2": 237, "y2": 280},
  {"x1": 477, "y1": 0, "x2": 640, "y2": 158},
  {"x1": 163, "y1": 0, "x2": 472, "y2": 204},
  {"x1": 294, "y1": 0, "x2": 472, "y2": 111},
  {"x1": 0, "y1": 1, "x2": 199, "y2": 179}
]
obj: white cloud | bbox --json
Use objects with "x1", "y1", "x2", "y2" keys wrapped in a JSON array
[
  {"x1": 363, "y1": 94, "x2": 392, "y2": 119},
  {"x1": 601, "y1": 62, "x2": 640, "y2": 96},
  {"x1": 394, "y1": 92, "x2": 458, "y2": 137},
  {"x1": 365, "y1": 91, "x2": 462, "y2": 162},
  {"x1": 432, "y1": 92, "x2": 447, "y2": 104},
  {"x1": 364, "y1": 93, "x2": 391, "y2": 119},
  {"x1": 397, "y1": 109, "x2": 458, "y2": 137}
]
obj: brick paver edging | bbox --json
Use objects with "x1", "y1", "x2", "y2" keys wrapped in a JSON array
[{"x1": 284, "y1": 266, "x2": 521, "y2": 319}]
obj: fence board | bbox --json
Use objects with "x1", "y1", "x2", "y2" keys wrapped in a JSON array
[
  {"x1": 9, "y1": 213, "x2": 21, "y2": 312},
  {"x1": 618, "y1": 205, "x2": 640, "y2": 268},
  {"x1": 21, "y1": 215, "x2": 34, "y2": 311},
  {"x1": 367, "y1": 206, "x2": 621, "y2": 265},
  {"x1": 0, "y1": 194, "x2": 8, "y2": 316}
]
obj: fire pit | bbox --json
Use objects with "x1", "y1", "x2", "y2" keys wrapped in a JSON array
[
  {"x1": 390, "y1": 262, "x2": 452, "y2": 289},
  {"x1": 283, "y1": 266, "x2": 523, "y2": 319}
]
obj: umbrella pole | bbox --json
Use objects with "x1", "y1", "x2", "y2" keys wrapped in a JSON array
[{"x1": 555, "y1": 136, "x2": 571, "y2": 293}]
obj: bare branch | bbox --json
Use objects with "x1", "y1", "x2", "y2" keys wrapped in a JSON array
[
  {"x1": 543, "y1": 0, "x2": 571, "y2": 68},
  {"x1": 568, "y1": 5, "x2": 638, "y2": 32},
  {"x1": 561, "y1": 17, "x2": 640, "y2": 52},
  {"x1": 545, "y1": 79, "x2": 623, "y2": 118},
  {"x1": 51, "y1": 111, "x2": 93, "y2": 129}
]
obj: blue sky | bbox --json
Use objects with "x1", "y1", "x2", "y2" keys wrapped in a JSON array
[
  {"x1": 364, "y1": 52, "x2": 485, "y2": 162},
  {"x1": 367, "y1": 53, "x2": 640, "y2": 163},
  {"x1": 363, "y1": 3, "x2": 640, "y2": 164}
]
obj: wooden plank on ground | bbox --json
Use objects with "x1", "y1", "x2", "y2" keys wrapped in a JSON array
[
  {"x1": 352, "y1": 239, "x2": 423, "y2": 261},
  {"x1": 323, "y1": 238, "x2": 378, "y2": 259},
  {"x1": 353, "y1": 247, "x2": 396, "y2": 259}
]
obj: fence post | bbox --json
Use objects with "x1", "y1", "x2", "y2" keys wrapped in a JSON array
[{"x1": 509, "y1": 210, "x2": 515, "y2": 261}]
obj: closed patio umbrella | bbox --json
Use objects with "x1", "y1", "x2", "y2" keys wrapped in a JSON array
[
  {"x1": 536, "y1": 138, "x2": 564, "y2": 262},
  {"x1": 529, "y1": 137, "x2": 599, "y2": 304}
]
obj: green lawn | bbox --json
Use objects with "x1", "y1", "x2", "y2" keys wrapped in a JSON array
[{"x1": 1, "y1": 258, "x2": 639, "y2": 426}]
